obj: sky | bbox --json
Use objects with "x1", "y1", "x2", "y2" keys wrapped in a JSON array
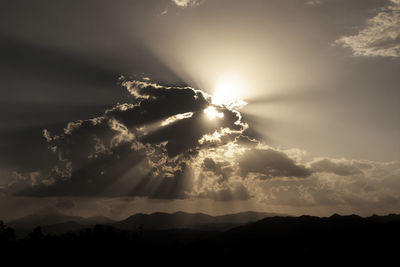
[{"x1": 0, "y1": 0, "x2": 399, "y2": 221}]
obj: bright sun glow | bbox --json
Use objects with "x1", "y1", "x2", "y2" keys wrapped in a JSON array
[
  {"x1": 204, "y1": 106, "x2": 224, "y2": 120},
  {"x1": 212, "y1": 73, "x2": 247, "y2": 106}
]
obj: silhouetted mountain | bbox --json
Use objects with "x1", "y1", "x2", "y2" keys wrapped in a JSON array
[
  {"x1": 214, "y1": 211, "x2": 285, "y2": 224},
  {"x1": 224, "y1": 214, "x2": 369, "y2": 240},
  {"x1": 41, "y1": 221, "x2": 86, "y2": 235},
  {"x1": 2, "y1": 213, "x2": 400, "y2": 265},
  {"x1": 218, "y1": 213, "x2": 400, "y2": 264},
  {"x1": 113, "y1": 211, "x2": 284, "y2": 230},
  {"x1": 366, "y1": 213, "x2": 400, "y2": 223},
  {"x1": 6, "y1": 211, "x2": 285, "y2": 236},
  {"x1": 114, "y1": 211, "x2": 213, "y2": 230},
  {"x1": 8, "y1": 212, "x2": 114, "y2": 230},
  {"x1": 86, "y1": 216, "x2": 115, "y2": 225}
]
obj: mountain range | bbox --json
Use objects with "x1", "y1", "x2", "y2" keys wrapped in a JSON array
[
  {"x1": 8, "y1": 212, "x2": 115, "y2": 230},
  {"x1": 114, "y1": 211, "x2": 285, "y2": 230},
  {"x1": 4, "y1": 212, "x2": 400, "y2": 264},
  {"x1": 6, "y1": 211, "x2": 286, "y2": 235},
  {"x1": 8, "y1": 211, "x2": 400, "y2": 238}
]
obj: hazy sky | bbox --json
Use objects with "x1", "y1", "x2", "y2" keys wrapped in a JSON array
[{"x1": 1, "y1": 0, "x2": 399, "y2": 221}]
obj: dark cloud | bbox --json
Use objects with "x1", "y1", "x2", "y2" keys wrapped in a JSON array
[
  {"x1": 202, "y1": 157, "x2": 234, "y2": 182},
  {"x1": 17, "y1": 143, "x2": 144, "y2": 197},
  {"x1": 106, "y1": 83, "x2": 209, "y2": 128},
  {"x1": 11, "y1": 80, "x2": 248, "y2": 200},
  {"x1": 238, "y1": 149, "x2": 312, "y2": 179},
  {"x1": 108, "y1": 81, "x2": 245, "y2": 157},
  {"x1": 311, "y1": 158, "x2": 363, "y2": 176}
]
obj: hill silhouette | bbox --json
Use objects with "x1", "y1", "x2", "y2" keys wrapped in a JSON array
[
  {"x1": 1, "y1": 213, "x2": 399, "y2": 265},
  {"x1": 8, "y1": 212, "x2": 114, "y2": 230},
  {"x1": 114, "y1": 211, "x2": 283, "y2": 231},
  {"x1": 7, "y1": 211, "x2": 284, "y2": 236}
]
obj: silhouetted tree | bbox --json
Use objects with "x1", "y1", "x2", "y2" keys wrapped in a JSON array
[
  {"x1": 29, "y1": 227, "x2": 43, "y2": 241},
  {"x1": 93, "y1": 224, "x2": 105, "y2": 238},
  {"x1": 137, "y1": 223, "x2": 144, "y2": 243},
  {"x1": 0, "y1": 220, "x2": 15, "y2": 242}
]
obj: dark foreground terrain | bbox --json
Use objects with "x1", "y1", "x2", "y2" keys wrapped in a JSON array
[{"x1": 1, "y1": 213, "x2": 399, "y2": 265}]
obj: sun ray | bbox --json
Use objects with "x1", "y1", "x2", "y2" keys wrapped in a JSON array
[{"x1": 212, "y1": 73, "x2": 248, "y2": 106}]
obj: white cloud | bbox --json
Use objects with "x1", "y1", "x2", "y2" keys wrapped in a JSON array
[
  {"x1": 336, "y1": 0, "x2": 400, "y2": 57},
  {"x1": 172, "y1": 0, "x2": 201, "y2": 8}
]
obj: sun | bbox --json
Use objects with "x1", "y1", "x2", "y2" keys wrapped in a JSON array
[
  {"x1": 212, "y1": 73, "x2": 247, "y2": 106},
  {"x1": 204, "y1": 106, "x2": 224, "y2": 120}
]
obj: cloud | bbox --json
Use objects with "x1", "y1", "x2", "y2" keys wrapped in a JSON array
[
  {"x1": 202, "y1": 157, "x2": 234, "y2": 181},
  {"x1": 253, "y1": 159, "x2": 400, "y2": 213},
  {"x1": 310, "y1": 158, "x2": 363, "y2": 176},
  {"x1": 8, "y1": 79, "x2": 249, "y2": 200},
  {"x1": 6, "y1": 78, "x2": 400, "y2": 214},
  {"x1": 336, "y1": 0, "x2": 400, "y2": 57},
  {"x1": 238, "y1": 149, "x2": 312, "y2": 179},
  {"x1": 196, "y1": 184, "x2": 252, "y2": 201},
  {"x1": 171, "y1": 0, "x2": 202, "y2": 8}
]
